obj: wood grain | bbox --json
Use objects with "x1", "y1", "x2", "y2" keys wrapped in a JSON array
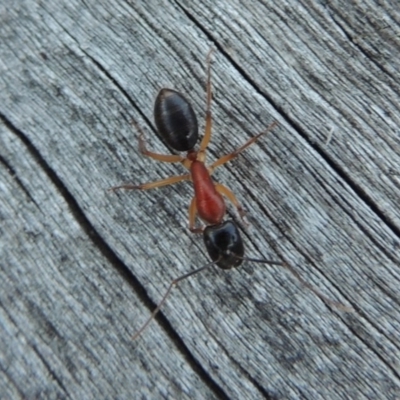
[{"x1": 1, "y1": 0, "x2": 399, "y2": 398}]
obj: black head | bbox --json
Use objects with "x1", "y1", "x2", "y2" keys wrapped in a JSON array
[
  {"x1": 154, "y1": 89, "x2": 199, "y2": 152},
  {"x1": 203, "y1": 220, "x2": 244, "y2": 270}
]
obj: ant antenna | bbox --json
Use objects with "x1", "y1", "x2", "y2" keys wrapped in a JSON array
[
  {"x1": 132, "y1": 254, "x2": 352, "y2": 340},
  {"x1": 239, "y1": 256, "x2": 353, "y2": 312},
  {"x1": 132, "y1": 259, "x2": 218, "y2": 340}
]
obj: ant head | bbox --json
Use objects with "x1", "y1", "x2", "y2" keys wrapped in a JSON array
[
  {"x1": 132, "y1": 220, "x2": 350, "y2": 340},
  {"x1": 203, "y1": 220, "x2": 244, "y2": 270}
]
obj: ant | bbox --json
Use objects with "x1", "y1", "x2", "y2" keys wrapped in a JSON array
[{"x1": 110, "y1": 49, "x2": 350, "y2": 339}]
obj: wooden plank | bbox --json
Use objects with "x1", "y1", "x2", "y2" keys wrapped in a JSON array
[{"x1": 1, "y1": 0, "x2": 399, "y2": 398}]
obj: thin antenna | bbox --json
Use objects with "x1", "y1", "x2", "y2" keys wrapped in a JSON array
[
  {"x1": 132, "y1": 260, "x2": 217, "y2": 340},
  {"x1": 242, "y1": 256, "x2": 353, "y2": 312}
]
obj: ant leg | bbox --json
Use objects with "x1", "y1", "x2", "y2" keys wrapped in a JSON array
[
  {"x1": 188, "y1": 197, "x2": 203, "y2": 233},
  {"x1": 138, "y1": 133, "x2": 184, "y2": 163},
  {"x1": 109, "y1": 174, "x2": 190, "y2": 192},
  {"x1": 130, "y1": 119, "x2": 184, "y2": 163},
  {"x1": 199, "y1": 48, "x2": 215, "y2": 152},
  {"x1": 210, "y1": 121, "x2": 278, "y2": 170},
  {"x1": 214, "y1": 183, "x2": 246, "y2": 221}
]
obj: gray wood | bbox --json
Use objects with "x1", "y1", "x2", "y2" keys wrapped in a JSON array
[{"x1": 1, "y1": 0, "x2": 399, "y2": 398}]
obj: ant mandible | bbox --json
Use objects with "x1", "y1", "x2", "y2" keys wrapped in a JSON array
[{"x1": 110, "y1": 49, "x2": 350, "y2": 339}]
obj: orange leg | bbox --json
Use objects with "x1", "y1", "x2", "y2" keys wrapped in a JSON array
[
  {"x1": 138, "y1": 133, "x2": 184, "y2": 163},
  {"x1": 214, "y1": 183, "x2": 246, "y2": 220},
  {"x1": 199, "y1": 49, "x2": 215, "y2": 153},
  {"x1": 188, "y1": 197, "x2": 203, "y2": 233},
  {"x1": 109, "y1": 173, "x2": 190, "y2": 192},
  {"x1": 210, "y1": 121, "x2": 278, "y2": 170}
]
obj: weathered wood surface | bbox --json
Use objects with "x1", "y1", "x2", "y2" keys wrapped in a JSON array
[{"x1": 1, "y1": 0, "x2": 400, "y2": 398}]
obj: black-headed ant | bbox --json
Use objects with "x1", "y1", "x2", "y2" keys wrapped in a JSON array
[{"x1": 110, "y1": 50, "x2": 350, "y2": 339}]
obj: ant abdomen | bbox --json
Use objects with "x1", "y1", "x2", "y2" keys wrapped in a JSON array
[{"x1": 154, "y1": 88, "x2": 198, "y2": 152}]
